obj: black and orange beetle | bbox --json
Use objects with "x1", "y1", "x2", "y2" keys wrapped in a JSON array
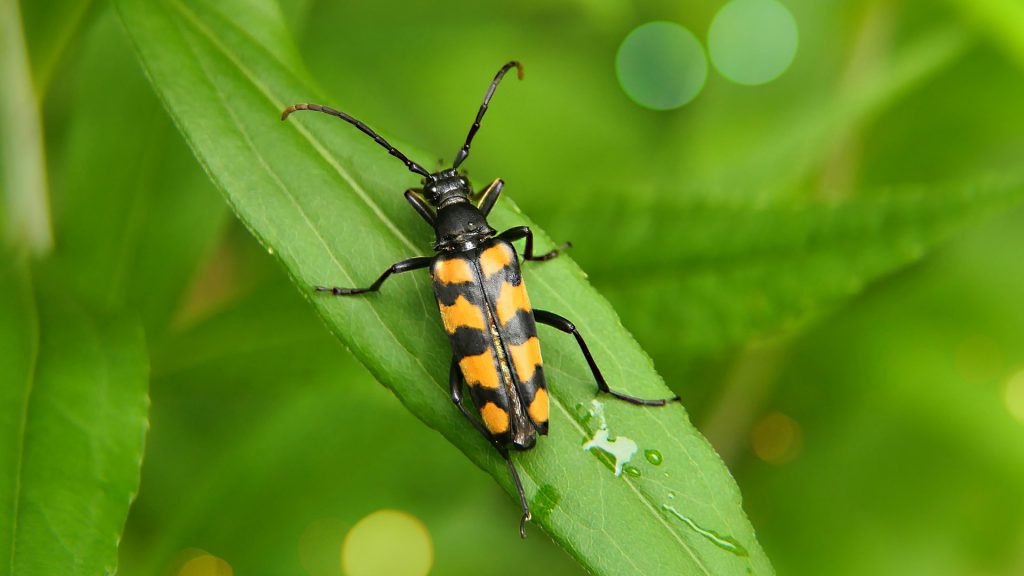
[{"x1": 282, "y1": 61, "x2": 678, "y2": 537}]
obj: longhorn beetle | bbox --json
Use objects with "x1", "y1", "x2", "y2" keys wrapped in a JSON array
[{"x1": 282, "y1": 61, "x2": 679, "y2": 537}]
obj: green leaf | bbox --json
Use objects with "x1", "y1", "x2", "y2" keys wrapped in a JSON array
[
  {"x1": 51, "y1": 9, "x2": 227, "y2": 340},
  {"x1": 115, "y1": 0, "x2": 772, "y2": 573},
  {"x1": 0, "y1": 258, "x2": 149, "y2": 576},
  {"x1": 561, "y1": 177, "x2": 1024, "y2": 365}
]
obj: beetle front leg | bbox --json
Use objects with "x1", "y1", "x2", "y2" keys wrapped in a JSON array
[
  {"x1": 404, "y1": 189, "x2": 435, "y2": 225},
  {"x1": 449, "y1": 357, "x2": 532, "y2": 538},
  {"x1": 476, "y1": 178, "x2": 504, "y2": 216},
  {"x1": 314, "y1": 256, "x2": 433, "y2": 296},
  {"x1": 533, "y1": 309, "x2": 680, "y2": 406},
  {"x1": 497, "y1": 226, "x2": 571, "y2": 262}
]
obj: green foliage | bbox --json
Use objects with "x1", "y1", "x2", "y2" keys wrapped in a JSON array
[
  {"x1": 4, "y1": 0, "x2": 1024, "y2": 574},
  {"x1": 563, "y1": 177, "x2": 1024, "y2": 364},
  {"x1": 0, "y1": 259, "x2": 148, "y2": 576},
  {"x1": 50, "y1": 11, "x2": 226, "y2": 340}
]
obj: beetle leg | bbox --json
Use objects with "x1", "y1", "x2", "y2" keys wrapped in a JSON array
[
  {"x1": 404, "y1": 189, "x2": 436, "y2": 225},
  {"x1": 450, "y1": 357, "x2": 533, "y2": 538},
  {"x1": 533, "y1": 309, "x2": 680, "y2": 406},
  {"x1": 497, "y1": 225, "x2": 571, "y2": 262},
  {"x1": 476, "y1": 178, "x2": 504, "y2": 216},
  {"x1": 314, "y1": 256, "x2": 432, "y2": 295}
]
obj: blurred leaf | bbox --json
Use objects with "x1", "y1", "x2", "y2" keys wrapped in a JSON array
[
  {"x1": 0, "y1": 258, "x2": 149, "y2": 576},
  {"x1": 744, "y1": 205, "x2": 1024, "y2": 576},
  {"x1": 0, "y1": 0, "x2": 52, "y2": 255},
  {"x1": 50, "y1": 9, "x2": 227, "y2": 340},
  {"x1": 681, "y1": 25, "x2": 971, "y2": 201},
  {"x1": 947, "y1": 0, "x2": 1024, "y2": 66},
  {"x1": 115, "y1": 0, "x2": 772, "y2": 573},
  {"x1": 563, "y1": 177, "x2": 1024, "y2": 366},
  {"x1": 18, "y1": 0, "x2": 94, "y2": 92}
]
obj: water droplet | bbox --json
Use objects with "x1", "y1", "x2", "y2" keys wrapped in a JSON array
[
  {"x1": 644, "y1": 449, "x2": 663, "y2": 466},
  {"x1": 267, "y1": 246, "x2": 275, "y2": 255},
  {"x1": 662, "y1": 504, "x2": 749, "y2": 557},
  {"x1": 624, "y1": 465, "x2": 641, "y2": 477},
  {"x1": 588, "y1": 399, "x2": 608, "y2": 429},
  {"x1": 583, "y1": 429, "x2": 638, "y2": 477},
  {"x1": 667, "y1": 492, "x2": 675, "y2": 500},
  {"x1": 582, "y1": 399, "x2": 639, "y2": 477}
]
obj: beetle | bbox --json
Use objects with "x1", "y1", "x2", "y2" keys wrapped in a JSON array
[{"x1": 281, "y1": 61, "x2": 679, "y2": 537}]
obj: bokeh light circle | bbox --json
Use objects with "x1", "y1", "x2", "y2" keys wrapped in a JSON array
[
  {"x1": 751, "y1": 411, "x2": 803, "y2": 464},
  {"x1": 708, "y1": 0, "x2": 799, "y2": 86},
  {"x1": 616, "y1": 21, "x2": 708, "y2": 110},
  {"x1": 176, "y1": 553, "x2": 232, "y2": 576},
  {"x1": 1005, "y1": 370, "x2": 1024, "y2": 424},
  {"x1": 341, "y1": 509, "x2": 433, "y2": 576}
]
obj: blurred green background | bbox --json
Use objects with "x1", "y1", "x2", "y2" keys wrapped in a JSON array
[{"x1": 7, "y1": 0, "x2": 1024, "y2": 574}]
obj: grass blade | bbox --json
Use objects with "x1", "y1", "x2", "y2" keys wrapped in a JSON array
[{"x1": 0, "y1": 259, "x2": 149, "y2": 576}]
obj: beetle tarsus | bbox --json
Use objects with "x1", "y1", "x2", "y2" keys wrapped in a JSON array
[
  {"x1": 531, "y1": 241, "x2": 571, "y2": 261},
  {"x1": 315, "y1": 285, "x2": 370, "y2": 296},
  {"x1": 604, "y1": 389, "x2": 681, "y2": 406},
  {"x1": 519, "y1": 511, "x2": 532, "y2": 539}
]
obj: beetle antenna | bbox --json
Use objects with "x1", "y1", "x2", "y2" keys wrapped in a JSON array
[
  {"x1": 452, "y1": 61, "x2": 523, "y2": 169},
  {"x1": 282, "y1": 103, "x2": 431, "y2": 177}
]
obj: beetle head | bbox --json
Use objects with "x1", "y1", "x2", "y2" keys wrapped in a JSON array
[{"x1": 423, "y1": 169, "x2": 472, "y2": 208}]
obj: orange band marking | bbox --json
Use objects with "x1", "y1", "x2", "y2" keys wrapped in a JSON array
[
  {"x1": 459, "y1": 351, "x2": 500, "y2": 389},
  {"x1": 479, "y1": 243, "x2": 514, "y2": 277},
  {"x1": 439, "y1": 294, "x2": 486, "y2": 333},
  {"x1": 528, "y1": 388, "x2": 549, "y2": 424},
  {"x1": 433, "y1": 257, "x2": 475, "y2": 284},
  {"x1": 481, "y1": 402, "x2": 510, "y2": 434},
  {"x1": 508, "y1": 336, "x2": 542, "y2": 383},
  {"x1": 494, "y1": 280, "x2": 532, "y2": 326}
]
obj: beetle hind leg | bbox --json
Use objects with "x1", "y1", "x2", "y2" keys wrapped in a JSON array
[
  {"x1": 449, "y1": 357, "x2": 533, "y2": 538},
  {"x1": 533, "y1": 309, "x2": 680, "y2": 405}
]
